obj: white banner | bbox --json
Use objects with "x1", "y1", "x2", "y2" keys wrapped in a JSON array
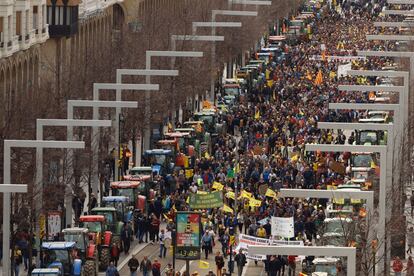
[
  {"x1": 310, "y1": 55, "x2": 366, "y2": 62},
  {"x1": 337, "y1": 62, "x2": 352, "y2": 77},
  {"x1": 236, "y1": 234, "x2": 303, "y2": 260},
  {"x1": 271, "y1": 216, "x2": 294, "y2": 238},
  {"x1": 48, "y1": 212, "x2": 61, "y2": 240}
]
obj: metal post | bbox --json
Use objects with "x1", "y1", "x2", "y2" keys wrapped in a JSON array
[
  {"x1": 92, "y1": 83, "x2": 158, "y2": 198},
  {"x1": 66, "y1": 100, "x2": 138, "y2": 226},
  {"x1": 3, "y1": 140, "x2": 84, "y2": 276}
]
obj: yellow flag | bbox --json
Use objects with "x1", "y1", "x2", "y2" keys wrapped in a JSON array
[
  {"x1": 223, "y1": 204, "x2": 234, "y2": 214},
  {"x1": 314, "y1": 69, "x2": 323, "y2": 86},
  {"x1": 212, "y1": 181, "x2": 224, "y2": 191},
  {"x1": 226, "y1": 191, "x2": 235, "y2": 200},
  {"x1": 241, "y1": 190, "x2": 252, "y2": 199},
  {"x1": 333, "y1": 198, "x2": 345, "y2": 205},
  {"x1": 205, "y1": 152, "x2": 210, "y2": 159},
  {"x1": 199, "y1": 260, "x2": 210, "y2": 269},
  {"x1": 172, "y1": 204, "x2": 177, "y2": 212},
  {"x1": 234, "y1": 163, "x2": 240, "y2": 174},
  {"x1": 254, "y1": 109, "x2": 260, "y2": 120},
  {"x1": 265, "y1": 188, "x2": 276, "y2": 198},
  {"x1": 351, "y1": 199, "x2": 361, "y2": 204},
  {"x1": 249, "y1": 198, "x2": 262, "y2": 207},
  {"x1": 186, "y1": 197, "x2": 190, "y2": 204}
]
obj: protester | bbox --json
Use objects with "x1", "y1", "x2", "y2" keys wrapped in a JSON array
[
  {"x1": 105, "y1": 261, "x2": 119, "y2": 276},
  {"x1": 121, "y1": 222, "x2": 132, "y2": 254},
  {"x1": 111, "y1": 242, "x2": 120, "y2": 267},
  {"x1": 140, "y1": 255, "x2": 152, "y2": 276},
  {"x1": 152, "y1": 258, "x2": 162, "y2": 276},
  {"x1": 234, "y1": 250, "x2": 247, "y2": 276},
  {"x1": 215, "y1": 251, "x2": 225, "y2": 276},
  {"x1": 127, "y1": 256, "x2": 139, "y2": 276},
  {"x1": 159, "y1": 229, "x2": 166, "y2": 258},
  {"x1": 392, "y1": 256, "x2": 404, "y2": 276}
]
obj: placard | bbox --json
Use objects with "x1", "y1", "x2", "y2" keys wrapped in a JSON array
[
  {"x1": 47, "y1": 211, "x2": 61, "y2": 240},
  {"x1": 271, "y1": 216, "x2": 294, "y2": 238},
  {"x1": 189, "y1": 191, "x2": 224, "y2": 209}
]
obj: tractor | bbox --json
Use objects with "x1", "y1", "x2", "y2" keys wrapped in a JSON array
[
  {"x1": 110, "y1": 180, "x2": 154, "y2": 214},
  {"x1": 62, "y1": 227, "x2": 98, "y2": 275},
  {"x1": 40, "y1": 242, "x2": 84, "y2": 276},
  {"x1": 78, "y1": 215, "x2": 112, "y2": 270},
  {"x1": 90, "y1": 207, "x2": 123, "y2": 249},
  {"x1": 143, "y1": 149, "x2": 175, "y2": 176},
  {"x1": 101, "y1": 196, "x2": 133, "y2": 223}
]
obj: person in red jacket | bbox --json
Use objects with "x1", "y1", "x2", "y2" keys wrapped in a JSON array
[
  {"x1": 152, "y1": 259, "x2": 161, "y2": 276},
  {"x1": 392, "y1": 256, "x2": 404, "y2": 276},
  {"x1": 111, "y1": 242, "x2": 120, "y2": 266}
]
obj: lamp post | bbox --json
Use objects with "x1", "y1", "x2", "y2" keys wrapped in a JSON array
[
  {"x1": 210, "y1": 10, "x2": 258, "y2": 100},
  {"x1": 3, "y1": 140, "x2": 85, "y2": 276},
  {"x1": 305, "y1": 144, "x2": 388, "y2": 274},
  {"x1": 143, "y1": 50, "x2": 204, "y2": 151},
  {"x1": 115, "y1": 69, "x2": 179, "y2": 174},
  {"x1": 91, "y1": 83, "x2": 159, "y2": 198},
  {"x1": 66, "y1": 100, "x2": 138, "y2": 226},
  {"x1": 35, "y1": 119, "x2": 111, "y2": 232}
]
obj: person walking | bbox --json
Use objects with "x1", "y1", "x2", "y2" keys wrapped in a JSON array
[
  {"x1": 234, "y1": 250, "x2": 247, "y2": 276},
  {"x1": 152, "y1": 259, "x2": 161, "y2": 276},
  {"x1": 121, "y1": 222, "x2": 132, "y2": 254},
  {"x1": 105, "y1": 261, "x2": 119, "y2": 276},
  {"x1": 411, "y1": 191, "x2": 414, "y2": 217},
  {"x1": 215, "y1": 251, "x2": 225, "y2": 276},
  {"x1": 159, "y1": 229, "x2": 166, "y2": 258},
  {"x1": 392, "y1": 256, "x2": 404, "y2": 276},
  {"x1": 140, "y1": 256, "x2": 152, "y2": 276},
  {"x1": 408, "y1": 227, "x2": 414, "y2": 254},
  {"x1": 111, "y1": 242, "x2": 120, "y2": 266},
  {"x1": 12, "y1": 245, "x2": 22, "y2": 276},
  {"x1": 202, "y1": 231, "x2": 213, "y2": 259},
  {"x1": 128, "y1": 256, "x2": 139, "y2": 276},
  {"x1": 406, "y1": 256, "x2": 414, "y2": 276}
]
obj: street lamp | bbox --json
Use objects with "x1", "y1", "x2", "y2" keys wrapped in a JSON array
[
  {"x1": 3, "y1": 140, "x2": 85, "y2": 276},
  {"x1": 91, "y1": 83, "x2": 159, "y2": 198},
  {"x1": 210, "y1": 10, "x2": 258, "y2": 99},
  {"x1": 66, "y1": 100, "x2": 138, "y2": 226},
  {"x1": 115, "y1": 69, "x2": 179, "y2": 175},
  {"x1": 35, "y1": 119, "x2": 111, "y2": 232},
  {"x1": 305, "y1": 144, "x2": 388, "y2": 274},
  {"x1": 143, "y1": 50, "x2": 204, "y2": 151}
]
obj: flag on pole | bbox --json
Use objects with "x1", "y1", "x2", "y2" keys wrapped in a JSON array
[
  {"x1": 254, "y1": 108, "x2": 261, "y2": 120},
  {"x1": 223, "y1": 204, "x2": 234, "y2": 214},
  {"x1": 314, "y1": 69, "x2": 323, "y2": 86}
]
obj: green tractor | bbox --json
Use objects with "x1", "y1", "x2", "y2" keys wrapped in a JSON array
[
  {"x1": 62, "y1": 227, "x2": 98, "y2": 275},
  {"x1": 78, "y1": 215, "x2": 112, "y2": 270},
  {"x1": 40, "y1": 242, "x2": 88, "y2": 275},
  {"x1": 90, "y1": 207, "x2": 123, "y2": 250},
  {"x1": 101, "y1": 196, "x2": 134, "y2": 223}
]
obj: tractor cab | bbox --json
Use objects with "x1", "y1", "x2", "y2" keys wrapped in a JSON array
[
  {"x1": 123, "y1": 166, "x2": 155, "y2": 181},
  {"x1": 102, "y1": 196, "x2": 133, "y2": 223},
  {"x1": 156, "y1": 139, "x2": 179, "y2": 156},
  {"x1": 90, "y1": 207, "x2": 124, "y2": 238},
  {"x1": 41, "y1": 242, "x2": 82, "y2": 276},
  {"x1": 143, "y1": 149, "x2": 174, "y2": 176},
  {"x1": 193, "y1": 110, "x2": 218, "y2": 134},
  {"x1": 77, "y1": 216, "x2": 112, "y2": 271},
  {"x1": 31, "y1": 268, "x2": 61, "y2": 276},
  {"x1": 62, "y1": 228, "x2": 97, "y2": 275}
]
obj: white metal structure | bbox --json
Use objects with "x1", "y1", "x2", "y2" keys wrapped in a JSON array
[
  {"x1": 210, "y1": 10, "x2": 258, "y2": 98},
  {"x1": 229, "y1": 0, "x2": 272, "y2": 5},
  {"x1": 383, "y1": 10, "x2": 414, "y2": 16},
  {"x1": 387, "y1": 0, "x2": 414, "y2": 3},
  {"x1": 305, "y1": 144, "x2": 387, "y2": 274},
  {"x1": 114, "y1": 69, "x2": 179, "y2": 179},
  {"x1": 66, "y1": 100, "x2": 138, "y2": 225},
  {"x1": 3, "y1": 140, "x2": 84, "y2": 276},
  {"x1": 329, "y1": 103, "x2": 400, "y2": 111},
  {"x1": 91, "y1": 83, "x2": 158, "y2": 196},
  {"x1": 143, "y1": 51, "x2": 204, "y2": 152},
  {"x1": 373, "y1": 22, "x2": 414, "y2": 27},
  {"x1": 35, "y1": 119, "x2": 112, "y2": 228},
  {"x1": 367, "y1": 34, "x2": 414, "y2": 41},
  {"x1": 248, "y1": 245, "x2": 356, "y2": 276}
]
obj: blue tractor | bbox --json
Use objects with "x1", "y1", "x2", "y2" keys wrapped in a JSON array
[
  {"x1": 31, "y1": 268, "x2": 60, "y2": 276},
  {"x1": 143, "y1": 149, "x2": 174, "y2": 176},
  {"x1": 101, "y1": 196, "x2": 133, "y2": 223},
  {"x1": 40, "y1": 241, "x2": 95, "y2": 275}
]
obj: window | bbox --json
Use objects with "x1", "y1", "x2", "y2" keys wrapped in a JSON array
[
  {"x1": 16, "y1": 11, "x2": 22, "y2": 36},
  {"x1": 33, "y1": 6, "x2": 38, "y2": 30}
]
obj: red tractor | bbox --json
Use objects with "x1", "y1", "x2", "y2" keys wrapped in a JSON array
[{"x1": 79, "y1": 215, "x2": 112, "y2": 270}]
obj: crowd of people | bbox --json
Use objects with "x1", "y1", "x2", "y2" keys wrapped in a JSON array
[{"x1": 90, "y1": 0, "x2": 414, "y2": 275}]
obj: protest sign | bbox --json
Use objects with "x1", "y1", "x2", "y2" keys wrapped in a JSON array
[
  {"x1": 271, "y1": 216, "x2": 294, "y2": 238},
  {"x1": 189, "y1": 191, "x2": 224, "y2": 209}
]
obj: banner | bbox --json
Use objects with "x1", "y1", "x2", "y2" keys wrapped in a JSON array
[
  {"x1": 176, "y1": 212, "x2": 201, "y2": 260},
  {"x1": 236, "y1": 234, "x2": 303, "y2": 260},
  {"x1": 337, "y1": 62, "x2": 352, "y2": 77},
  {"x1": 189, "y1": 191, "x2": 224, "y2": 209},
  {"x1": 265, "y1": 188, "x2": 277, "y2": 198},
  {"x1": 249, "y1": 198, "x2": 262, "y2": 208},
  {"x1": 48, "y1": 212, "x2": 61, "y2": 240},
  {"x1": 226, "y1": 191, "x2": 235, "y2": 200},
  {"x1": 223, "y1": 204, "x2": 234, "y2": 214},
  {"x1": 271, "y1": 216, "x2": 294, "y2": 238}
]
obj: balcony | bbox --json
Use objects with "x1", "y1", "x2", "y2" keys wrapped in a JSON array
[{"x1": 48, "y1": 22, "x2": 77, "y2": 38}]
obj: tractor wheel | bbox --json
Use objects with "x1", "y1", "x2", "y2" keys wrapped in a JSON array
[
  {"x1": 83, "y1": 260, "x2": 96, "y2": 276},
  {"x1": 99, "y1": 247, "x2": 111, "y2": 271}
]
